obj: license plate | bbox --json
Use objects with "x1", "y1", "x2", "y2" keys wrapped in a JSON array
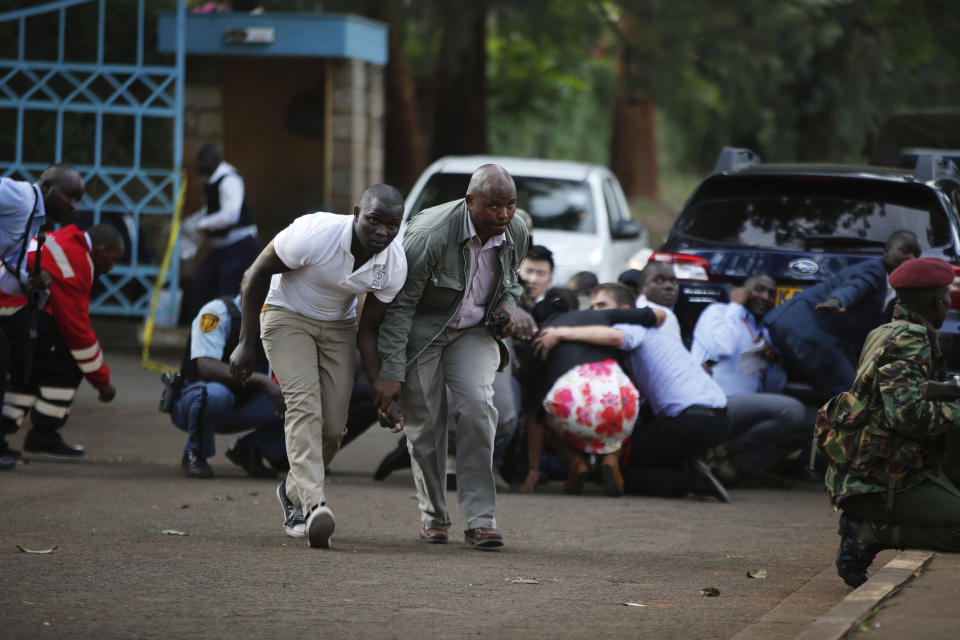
[{"x1": 775, "y1": 286, "x2": 803, "y2": 305}]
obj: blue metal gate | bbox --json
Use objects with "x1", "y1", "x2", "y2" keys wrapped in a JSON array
[{"x1": 0, "y1": 0, "x2": 185, "y2": 317}]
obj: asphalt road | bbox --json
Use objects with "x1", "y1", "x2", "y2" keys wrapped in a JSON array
[{"x1": 0, "y1": 351, "x2": 856, "y2": 639}]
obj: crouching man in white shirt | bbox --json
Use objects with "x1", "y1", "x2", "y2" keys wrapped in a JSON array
[
  {"x1": 691, "y1": 274, "x2": 808, "y2": 485},
  {"x1": 230, "y1": 184, "x2": 408, "y2": 549}
]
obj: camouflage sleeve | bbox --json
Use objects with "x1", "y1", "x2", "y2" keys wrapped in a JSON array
[{"x1": 876, "y1": 328, "x2": 960, "y2": 438}]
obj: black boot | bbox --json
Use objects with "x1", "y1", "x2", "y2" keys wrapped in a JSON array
[
  {"x1": 24, "y1": 430, "x2": 83, "y2": 460},
  {"x1": 836, "y1": 514, "x2": 885, "y2": 588},
  {"x1": 181, "y1": 450, "x2": 213, "y2": 478}
]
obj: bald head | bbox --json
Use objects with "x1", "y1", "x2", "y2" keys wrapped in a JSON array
[
  {"x1": 87, "y1": 223, "x2": 124, "y2": 253},
  {"x1": 358, "y1": 183, "x2": 404, "y2": 217},
  {"x1": 466, "y1": 164, "x2": 516, "y2": 198},
  {"x1": 38, "y1": 164, "x2": 84, "y2": 224},
  {"x1": 352, "y1": 183, "x2": 405, "y2": 256},
  {"x1": 882, "y1": 229, "x2": 921, "y2": 272},
  {"x1": 87, "y1": 223, "x2": 125, "y2": 277},
  {"x1": 465, "y1": 164, "x2": 517, "y2": 242}
]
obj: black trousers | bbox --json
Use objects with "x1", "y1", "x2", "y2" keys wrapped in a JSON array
[
  {"x1": 0, "y1": 310, "x2": 83, "y2": 445},
  {"x1": 623, "y1": 408, "x2": 733, "y2": 497}
]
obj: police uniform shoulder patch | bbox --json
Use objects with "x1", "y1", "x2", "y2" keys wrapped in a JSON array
[{"x1": 200, "y1": 313, "x2": 221, "y2": 334}]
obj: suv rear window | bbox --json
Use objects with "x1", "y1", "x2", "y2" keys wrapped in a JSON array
[
  {"x1": 674, "y1": 176, "x2": 952, "y2": 251},
  {"x1": 410, "y1": 173, "x2": 596, "y2": 233}
]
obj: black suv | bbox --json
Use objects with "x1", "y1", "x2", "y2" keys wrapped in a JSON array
[{"x1": 657, "y1": 148, "x2": 960, "y2": 371}]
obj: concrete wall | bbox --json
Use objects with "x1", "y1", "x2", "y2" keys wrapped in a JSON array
[
  {"x1": 181, "y1": 56, "x2": 385, "y2": 244},
  {"x1": 328, "y1": 58, "x2": 385, "y2": 214}
]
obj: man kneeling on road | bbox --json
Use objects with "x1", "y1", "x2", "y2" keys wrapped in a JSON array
[
  {"x1": 825, "y1": 257, "x2": 960, "y2": 588},
  {"x1": 691, "y1": 273, "x2": 808, "y2": 485}
]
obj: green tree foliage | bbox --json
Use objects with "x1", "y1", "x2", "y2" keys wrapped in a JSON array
[
  {"x1": 615, "y1": 0, "x2": 960, "y2": 171},
  {"x1": 485, "y1": 1, "x2": 615, "y2": 164}
]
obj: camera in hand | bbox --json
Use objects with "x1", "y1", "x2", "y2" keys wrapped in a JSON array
[{"x1": 487, "y1": 311, "x2": 509, "y2": 336}]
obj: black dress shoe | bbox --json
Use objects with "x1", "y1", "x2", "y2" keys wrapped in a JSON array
[
  {"x1": 836, "y1": 514, "x2": 883, "y2": 588},
  {"x1": 225, "y1": 443, "x2": 278, "y2": 479},
  {"x1": 181, "y1": 450, "x2": 213, "y2": 478},
  {"x1": 373, "y1": 440, "x2": 411, "y2": 481}
]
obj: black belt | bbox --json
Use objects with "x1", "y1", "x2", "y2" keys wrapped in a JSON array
[{"x1": 679, "y1": 405, "x2": 726, "y2": 418}]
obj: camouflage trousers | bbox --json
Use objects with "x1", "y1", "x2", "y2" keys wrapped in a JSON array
[{"x1": 840, "y1": 434, "x2": 960, "y2": 552}]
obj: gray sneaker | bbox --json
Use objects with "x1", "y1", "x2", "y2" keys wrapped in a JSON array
[
  {"x1": 306, "y1": 503, "x2": 336, "y2": 549},
  {"x1": 275, "y1": 479, "x2": 305, "y2": 538}
]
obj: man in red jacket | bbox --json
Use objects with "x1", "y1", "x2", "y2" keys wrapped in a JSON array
[{"x1": 0, "y1": 223, "x2": 124, "y2": 460}]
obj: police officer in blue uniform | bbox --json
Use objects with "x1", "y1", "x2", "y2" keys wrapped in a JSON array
[{"x1": 171, "y1": 294, "x2": 286, "y2": 478}]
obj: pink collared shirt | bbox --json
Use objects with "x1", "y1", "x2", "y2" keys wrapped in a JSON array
[{"x1": 448, "y1": 215, "x2": 505, "y2": 329}]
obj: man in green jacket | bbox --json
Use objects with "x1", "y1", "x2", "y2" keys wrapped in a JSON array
[
  {"x1": 374, "y1": 164, "x2": 528, "y2": 549},
  {"x1": 829, "y1": 257, "x2": 960, "y2": 587}
]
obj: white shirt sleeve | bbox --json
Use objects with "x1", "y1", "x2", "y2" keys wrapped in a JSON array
[
  {"x1": 189, "y1": 299, "x2": 230, "y2": 360},
  {"x1": 272, "y1": 215, "x2": 317, "y2": 270},
  {"x1": 612, "y1": 323, "x2": 648, "y2": 351},
  {"x1": 195, "y1": 173, "x2": 244, "y2": 231},
  {"x1": 692, "y1": 302, "x2": 744, "y2": 360},
  {"x1": 372, "y1": 253, "x2": 408, "y2": 303}
]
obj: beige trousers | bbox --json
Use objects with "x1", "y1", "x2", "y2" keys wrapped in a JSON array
[
  {"x1": 260, "y1": 306, "x2": 356, "y2": 513},
  {"x1": 401, "y1": 325, "x2": 500, "y2": 531}
]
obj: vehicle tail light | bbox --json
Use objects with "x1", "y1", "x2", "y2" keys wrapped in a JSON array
[
  {"x1": 649, "y1": 252, "x2": 712, "y2": 282},
  {"x1": 951, "y1": 266, "x2": 960, "y2": 308}
]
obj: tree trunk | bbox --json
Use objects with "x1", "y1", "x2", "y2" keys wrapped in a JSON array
[
  {"x1": 430, "y1": 0, "x2": 488, "y2": 159},
  {"x1": 611, "y1": 47, "x2": 659, "y2": 200},
  {"x1": 381, "y1": 17, "x2": 428, "y2": 192}
]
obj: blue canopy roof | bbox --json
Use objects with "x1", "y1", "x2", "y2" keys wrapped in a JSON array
[{"x1": 157, "y1": 11, "x2": 387, "y2": 65}]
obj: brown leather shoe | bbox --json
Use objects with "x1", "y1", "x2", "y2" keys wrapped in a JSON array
[
  {"x1": 419, "y1": 525, "x2": 448, "y2": 544},
  {"x1": 464, "y1": 527, "x2": 504, "y2": 549},
  {"x1": 563, "y1": 457, "x2": 590, "y2": 494},
  {"x1": 601, "y1": 454, "x2": 624, "y2": 497}
]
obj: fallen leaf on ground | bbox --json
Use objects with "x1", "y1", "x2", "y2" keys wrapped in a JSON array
[
  {"x1": 179, "y1": 504, "x2": 189, "y2": 509},
  {"x1": 161, "y1": 530, "x2": 189, "y2": 536},
  {"x1": 506, "y1": 577, "x2": 539, "y2": 584},
  {"x1": 15, "y1": 545, "x2": 57, "y2": 554},
  {"x1": 701, "y1": 586, "x2": 720, "y2": 597},
  {"x1": 747, "y1": 569, "x2": 768, "y2": 580},
  {"x1": 623, "y1": 602, "x2": 647, "y2": 607}
]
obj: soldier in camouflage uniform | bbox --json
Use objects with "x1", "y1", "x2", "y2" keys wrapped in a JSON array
[{"x1": 823, "y1": 257, "x2": 960, "y2": 588}]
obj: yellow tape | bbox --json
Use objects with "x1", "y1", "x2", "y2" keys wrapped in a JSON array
[{"x1": 141, "y1": 170, "x2": 187, "y2": 373}]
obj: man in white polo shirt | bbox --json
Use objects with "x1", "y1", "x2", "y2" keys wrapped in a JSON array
[{"x1": 230, "y1": 184, "x2": 407, "y2": 549}]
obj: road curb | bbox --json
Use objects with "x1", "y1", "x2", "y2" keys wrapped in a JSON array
[{"x1": 793, "y1": 550, "x2": 935, "y2": 640}]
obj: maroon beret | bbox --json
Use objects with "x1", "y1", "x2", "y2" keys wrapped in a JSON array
[{"x1": 889, "y1": 257, "x2": 955, "y2": 289}]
